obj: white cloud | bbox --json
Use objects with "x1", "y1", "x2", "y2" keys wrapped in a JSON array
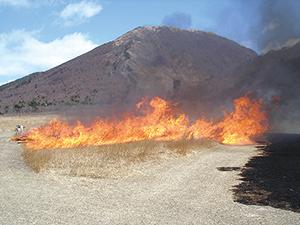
[
  {"x1": 0, "y1": 0, "x2": 66, "y2": 7},
  {"x1": 59, "y1": 1, "x2": 103, "y2": 26},
  {"x1": 0, "y1": 0, "x2": 29, "y2": 7},
  {"x1": 0, "y1": 29, "x2": 98, "y2": 77}
]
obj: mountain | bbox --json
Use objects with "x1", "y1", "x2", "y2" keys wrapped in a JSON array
[
  {"x1": 225, "y1": 42, "x2": 300, "y2": 133},
  {"x1": 0, "y1": 26, "x2": 257, "y2": 115}
]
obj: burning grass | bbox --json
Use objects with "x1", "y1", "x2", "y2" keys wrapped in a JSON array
[
  {"x1": 21, "y1": 139, "x2": 215, "y2": 178},
  {"x1": 13, "y1": 93, "x2": 272, "y2": 178},
  {"x1": 13, "y1": 93, "x2": 271, "y2": 150}
]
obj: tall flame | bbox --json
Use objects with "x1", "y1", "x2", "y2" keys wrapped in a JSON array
[{"x1": 13, "y1": 93, "x2": 271, "y2": 150}]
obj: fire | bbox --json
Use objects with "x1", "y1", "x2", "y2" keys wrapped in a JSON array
[
  {"x1": 13, "y1": 93, "x2": 271, "y2": 150},
  {"x1": 215, "y1": 94, "x2": 270, "y2": 144},
  {"x1": 188, "y1": 93, "x2": 270, "y2": 145}
]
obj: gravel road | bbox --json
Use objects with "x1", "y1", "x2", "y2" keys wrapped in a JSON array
[{"x1": 1, "y1": 131, "x2": 299, "y2": 224}]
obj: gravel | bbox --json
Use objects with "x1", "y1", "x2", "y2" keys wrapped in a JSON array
[{"x1": 1, "y1": 131, "x2": 300, "y2": 224}]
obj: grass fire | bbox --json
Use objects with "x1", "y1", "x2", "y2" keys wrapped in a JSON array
[{"x1": 12, "y1": 92, "x2": 270, "y2": 150}]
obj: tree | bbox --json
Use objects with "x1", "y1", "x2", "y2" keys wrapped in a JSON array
[
  {"x1": 4, "y1": 106, "x2": 9, "y2": 114},
  {"x1": 28, "y1": 100, "x2": 39, "y2": 112},
  {"x1": 14, "y1": 103, "x2": 24, "y2": 113}
]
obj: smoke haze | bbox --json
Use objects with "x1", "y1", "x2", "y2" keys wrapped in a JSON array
[
  {"x1": 251, "y1": 0, "x2": 300, "y2": 54},
  {"x1": 180, "y1": 0, "x2": 300, "y2": 54},
  {"x1": 162, "y1": 12, "x2": 192, "y2": 29}
]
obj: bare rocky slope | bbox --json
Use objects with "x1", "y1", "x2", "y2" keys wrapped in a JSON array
[{"x1": 0, "y1": 26, "x2": 257, "y2": 115}]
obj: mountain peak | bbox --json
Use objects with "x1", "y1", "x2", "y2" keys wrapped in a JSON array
[{"x1": 0, "y1": 26, "x2": 257, "y2": 114}]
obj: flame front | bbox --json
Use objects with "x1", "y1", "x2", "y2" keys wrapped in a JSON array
[{"x1": 13, "y1": 93, "x2": 271, "y2": 150}]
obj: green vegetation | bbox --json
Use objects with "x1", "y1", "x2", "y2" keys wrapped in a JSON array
[
  {"x1": 71, "y1": 93, "x2": 80, "y2": 103},
  {"x1": 124, "y1": 51, "x2": 130, "y2": 60},
  {"x1": 124, "y1": 40, "x2": 133, "y2": 60},
  {"x1": 41, "y1": 100, "x2": 52, "y2": 107},
  {"x1": 14, "y1": 103, "x2": 24, "y2": 113},
  {"x1": 4, "y1": 106, "x2": 9, "y2": 113},
  {"x1": 28, "y1": 100, "x2": 39, "y2": 111},
  {"x1": 113, "y1": 61, "x2": 118, "y2": 70},
  {"x1": 15, "y1": 77, "x2": 32, "y2": 89},
  {"x1": 82, "y1": 96, "x2": 91, "y2": 105}
]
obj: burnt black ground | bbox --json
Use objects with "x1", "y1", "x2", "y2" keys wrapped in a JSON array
[{"x1": 233, "y1": 133, "x2": 300, "y2": 213}]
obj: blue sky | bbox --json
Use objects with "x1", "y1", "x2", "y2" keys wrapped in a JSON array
[{"x1": 0, "y1": 0, "x2": 299, "y2": 85}]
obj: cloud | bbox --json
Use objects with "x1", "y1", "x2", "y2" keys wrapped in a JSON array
[
  {"x1": 0, "y1": 0, "x2": 66, "y2": 8},
  {"x1": 58, "y1": 0, "x2": 103, "y2": 26},
  {"x1": 162, "y1": 12, "x2": 192, "y2": 29},
  {"x1": 0, "y1": 0, "x2": 29, "y2": 7},
  {"x1": 0, "y1": 29, "x2": 98, "y2": 77}
]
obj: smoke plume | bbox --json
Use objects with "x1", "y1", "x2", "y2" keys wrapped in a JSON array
[
  {"x1": 162, "y1": 12, "x2": 192, "y2": 29},
  {"x1": 253, "y1": 0, "x2": 300, "y2": 54}
]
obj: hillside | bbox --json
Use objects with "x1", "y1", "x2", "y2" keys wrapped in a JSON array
[
  {"x1": 224, "y1": 42, "x2": 300, "y2": 133},
  {"x1": 0, "y1": 26, "x2": 257, "y2": 115}
]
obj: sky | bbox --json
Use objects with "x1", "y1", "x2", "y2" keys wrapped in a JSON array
[{"x1": 1, "y1": 0, "x2": 299, "y2": 85}]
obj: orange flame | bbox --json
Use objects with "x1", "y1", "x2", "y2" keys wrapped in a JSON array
[{"x1": 13, "y1": 93, "x2": 271, "y2": 150}]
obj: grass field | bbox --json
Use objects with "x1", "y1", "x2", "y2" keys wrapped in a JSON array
[
  {"x1": 20, "y1": 139, "x2": 215, "y2": 178},
  {"x1": 1, "y1": 113, "x2": 215, "y2": 178}
]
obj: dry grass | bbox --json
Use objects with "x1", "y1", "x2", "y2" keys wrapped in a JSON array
[
  {"x1": 4, "y1": 114, "x2": 215, "y2": 178},
  {"x1": 0, "y1": 113, "x2": 59, "y2": 132},
  {"x1": 21, "y1": 139, "x2": 215, "y2": 178}
]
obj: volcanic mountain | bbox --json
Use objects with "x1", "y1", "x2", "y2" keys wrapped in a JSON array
[{"x1": 0, "y1": 26, "x2": 257, "y2": 115}]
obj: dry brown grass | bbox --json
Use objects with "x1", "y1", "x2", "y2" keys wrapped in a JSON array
[
  {"x1": 21, "y1": 139, "x2": 215, "y2": 178},
  {"x1": 4, "y1": 114, "x2": 215, "y2": 178},
  {"x1": 0, "y1": 113, "x2": 59, "y2": 132}
]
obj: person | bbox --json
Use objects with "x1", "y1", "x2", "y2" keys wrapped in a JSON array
[{"x1": 15, "y1": 124, "x2": 26, "y2": 134}]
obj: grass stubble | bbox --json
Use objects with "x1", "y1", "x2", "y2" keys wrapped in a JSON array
[{"x1": 21, "y1": 139, "x2": 215, "y2": 178}]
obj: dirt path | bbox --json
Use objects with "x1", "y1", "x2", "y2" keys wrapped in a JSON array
[{"x1": 1, "y1": 131, "x2": 300, "y2": 224}]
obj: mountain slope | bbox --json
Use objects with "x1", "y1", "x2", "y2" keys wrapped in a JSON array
[
  {"x1": 224, "y1": 42, "x2": 300, "y2": 132},
  {"x1": 0, "y1": 26, "x2": 257, "y2": 114}
]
